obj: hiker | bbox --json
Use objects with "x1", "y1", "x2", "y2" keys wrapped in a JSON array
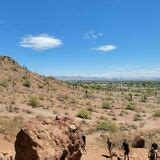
[
  {"x1": 107, "y1": 138, "x2": 113, "y2": 156},
  {"x1": 122, "y1": 139, "x2": 130, "y2": 160},
  {"x1": 85, "y1": 90, "x2": 88, "y2": 98},
  {"x1": 81, "y1": 132, "x2": 86, "y2": 152},
  {"x1": 148, "y1": 146, "x2": 157, "y2": 160},
  {"x1": 152, "y1": 143, "x2": 158, "y2": 151}
]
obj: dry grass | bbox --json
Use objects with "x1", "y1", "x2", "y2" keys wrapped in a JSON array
[{"x1": 0, "y1": 116, "x2": 24, "y2": 142}]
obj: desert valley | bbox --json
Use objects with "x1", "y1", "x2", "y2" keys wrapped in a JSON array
[{"x1": 0, "y1": 56, "x2": 160, "y2": 159}]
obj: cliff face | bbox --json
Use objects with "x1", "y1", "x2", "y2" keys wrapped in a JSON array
[{"x1": 15, "y1": 116, "x2": 85, "y2": 160}]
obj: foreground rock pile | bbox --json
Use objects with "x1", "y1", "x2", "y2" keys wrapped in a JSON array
[{"x1": 15, "y1": 116, "x2": 85, "y2": 160}]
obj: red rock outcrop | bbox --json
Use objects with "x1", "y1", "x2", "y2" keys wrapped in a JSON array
[{"x1": 15, "y1": 116, "x2": 85, "y2": 160}]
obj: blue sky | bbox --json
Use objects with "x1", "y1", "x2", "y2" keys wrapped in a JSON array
[{"x1": 0, "y1": 0, "x2": 160, "y2": 78}]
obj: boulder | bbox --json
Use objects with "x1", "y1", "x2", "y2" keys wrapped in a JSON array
[
  {"x1": 132, "y1": 135, "x2": 145, "y2": 148},
  {"x1": 15, "y1": 116, "x2": 85, "y2": 160}
]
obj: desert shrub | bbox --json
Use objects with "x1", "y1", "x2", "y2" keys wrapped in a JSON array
[
  {"x1": 126, "y1": 93, "x2": 133, "y2": 101},
  {"x1": 101, "y1": 101, "x2": 112, "y2": 109},
  {"x1": 70, "y1": 98, "x2": 77, "y2": 104},
  {"x1": 23, "y1": 79, "x2": 31, "y2": 87},
  {"x1": 77, "y1": 108, "x2": 91, "y2": 119},
  {"x1": 0, "y1": 80, "x2": 8, "y2": 88},
  {"x1": 87, "y1": 106, "x2": 94, "y2": 112},
  {"x1": 125, "y1": 102, "x2": 136, "y2": 111},
  {"x1": 134, "y1": 93, "x2": 140, "y2": 96},
  {"x1": 157, "y1": 96, "x2": 160, "y2": 104},
  {"x1": 133, "y1": 113, "x2": 142, "y2": 121},
  {"x1": 105, "y1": 96, "x2": 112, "y2": 101},
  {"x1": 12, "y1": 66, "x2": 18, "y2": 71},
  {"x1": 39, "y1": 94, "x2": 45, "y2": 100},
  {"x1": 38, "y1": 84, "x2": 44, "y2": 89},
  {"x1": 140, "y1": 95, "x2": 147, "y2": 103},
  {"x1": 28, "y1": 96, "x2": 39, "y2": 108},
  {"x1": 97, "y1": 120, "x2": 118, "y2": 132},
  {"x1": 153, "y1": 111, "x2": 160, "y2": 117}
]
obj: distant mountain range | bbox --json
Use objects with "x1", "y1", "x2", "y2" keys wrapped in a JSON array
[{"x1": 55, "y1": 76, "x2": 160, "y2": 81}]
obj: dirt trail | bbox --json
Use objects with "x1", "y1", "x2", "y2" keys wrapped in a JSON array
[
  {"x1": 81, "y1": 133, "x2": 149, "y2": 160},
  {"x1": 0, "y1": 133, "x2": 159, "y2": 160},
  {"x1": 0, "y1": 135, "x2": 14, "y2": 155}
]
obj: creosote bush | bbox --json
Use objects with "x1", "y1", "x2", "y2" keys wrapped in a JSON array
[
  {"x1": 77, "y1": 108, "x2": 91, "y2": 119},
  {"x1": 0, "y1": 80, "x2": 8, "y2": 88},
  {"x1": 101, "y1": 101, "x2": 112, "y2": 109},
  {"x1": 125, "y1": 101, "x2": 136, "y2": 111},
  {"x1": 28, "y1": 96, "x2": 39, "y2": 108},
  {"x1": 153, "y1": 111, "x2": 160, "y2": 117},
  {"x1": 23, "y1": 79, "x2": 31, "y2": 87},
  {"x1": 97, "y1": 120, "x2": 118, "y2": 132},
  {"x1": 140, "y1": 95, "x2": 147, "y2": 103},
  {"x1": 127, "y1": 93, "x2": 133, "y2": 101},
  {"x1": 133, "y1": 113, "x2": 142, "y2": 121}
]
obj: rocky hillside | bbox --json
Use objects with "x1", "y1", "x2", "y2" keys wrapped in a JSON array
[{"x1": 0, "y1": 56, "x2": 86, "y2": 119}]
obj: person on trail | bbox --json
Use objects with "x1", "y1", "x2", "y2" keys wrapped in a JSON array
[
  {"x1": 85, "y1": 90, "x2": 88, "y2": 98},
  {"x1": 122, "y1": 139, "x2": 130, "y2": 160},
  {"x1": 81, "y1": 132, "x2": 86, "y2": 152},
  {"x1": 107, "y1": 138, "x2": 113, "y2": 156},
  {"x1": 152, "y1": 143, "x2": 158, "y2": 151},
  {"x1": 148, "y1": 147, "x2": 157, "y2": 160}
]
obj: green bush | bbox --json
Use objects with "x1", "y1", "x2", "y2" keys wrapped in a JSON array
[
  {"x1": 0, "y1": 80, "x2": 8, "y2": 88},
  {"x1": 101, "y1": 101, "x2": 112, "y2": 109},
  {"x1": 97, "y1": 120, "x2": 118, "y2": 132},
  {"x1": 127, "y1": 93, "x2": 133, "y2": 101},
  {"x1": 153, "y1": 111, "x2": 160, "y2": 117},
  {"x1": 23, "y1": 79, "x2": 31, "y2": 87},
  {"x1": 125, "y1": 102, "x2": 136, "y2": 111},
  {"x1": 28, "y1": 96, "x2": 39, "y2": 108},
  {"x1": 140, "y1": 95, "x2": 147, "y2": 103},
  {"x1": 77, "y1": 108, "x2": 91, "y2": 119}
]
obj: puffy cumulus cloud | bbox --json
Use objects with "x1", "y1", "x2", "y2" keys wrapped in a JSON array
[
  {"x1": 93, "y1": 44, "x2": 117, "y2": 52},
  {"x1": 20, "y1": 34, "x2": 63, "y2": 51},
  {"x1": 83, "y1": 30, "x2": 103, "y2": 39}
]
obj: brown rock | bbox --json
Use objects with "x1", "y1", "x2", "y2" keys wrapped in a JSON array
[
  {"x1": 132, "y1": 135, "x2": 145, "y2": 148},
  {"x1": 15, "y1": 117, "x2": 85, "y2": 160}
]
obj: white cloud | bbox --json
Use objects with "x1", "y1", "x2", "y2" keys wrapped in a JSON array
[
  {"x1": 93, "y1": 44, "x2": 117, "y2": 52},
  {"x1": 20, "y1": 34, "x2": 63, "y2": 51},
  {"x1": 83, "y1": 30, "x2": 103, "y2": 39}
]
